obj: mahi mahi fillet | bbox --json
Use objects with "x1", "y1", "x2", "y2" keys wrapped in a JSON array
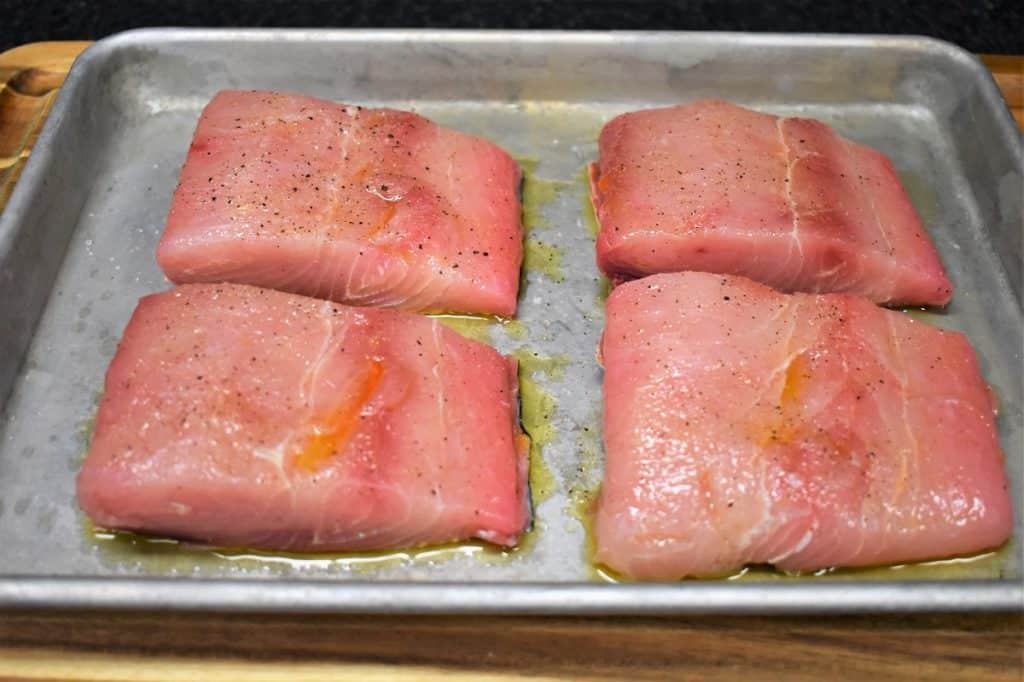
[
  {"x1": 595, "y1": 272, "x2": 1010, "y2": 579},
  {"x1": 77, "y1": 283, "x2": 530, "y2": 550},
  {"x1": 158, "y1": 91, "x2": 523, "y2": 315},
  {"x1": 590, "y1": 100, "x2": 953, "y2": 306}
]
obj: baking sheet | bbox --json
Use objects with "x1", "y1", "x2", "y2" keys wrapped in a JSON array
[{"x1": 0, "y1": 29, "x2": 1020, "y2": 612}]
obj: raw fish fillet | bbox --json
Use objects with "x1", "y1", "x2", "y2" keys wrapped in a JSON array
[
  {"x1": 590, "y1": 100, "x2": 953, "y2": 306},
  {"x1": 595, "y1": 272, "x2": 1010, "y2": 579},
  {"x1": 77, "y1": 283, "x2": 530, "y2": 550},
  {"x1": 158, "y1": 91, "x2": 523, "y2": 316}
]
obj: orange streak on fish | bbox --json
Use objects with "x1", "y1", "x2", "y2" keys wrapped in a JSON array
[
  {"x1": 364, "y1": 202, "x2": 397, "y2": 241},
  {"x1": 780, "y1": 354, "x2": 806, "y2": 406},
  {"x1": 515, "y1": 433, "x2": 531, "y2": 457},
  {"x1": 754, "y1": 354, "x2": 808, "y2": 447},
  {"x1": 294, "y1": 359, "x2": 385, "y2": 473},
  {"x1": 350, "y1": 163, "x2": 373, "y2": 184}
]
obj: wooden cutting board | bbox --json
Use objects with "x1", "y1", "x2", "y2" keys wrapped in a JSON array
[{"x1": 0, "y1": 41, "x2": 1022, "y2": 682}]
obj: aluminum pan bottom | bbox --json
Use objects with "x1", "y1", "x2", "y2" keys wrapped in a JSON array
[{"x1": 0, "y1": 29, "x2": 1020, "y2": 613}]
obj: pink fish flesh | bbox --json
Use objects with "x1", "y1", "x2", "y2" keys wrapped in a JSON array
[
  {"x1": 158, "y1": 91, "x2": 523, "y2": 316},
  {"x1": 595, "y1": 271, "x2": 1010, "y2": 579},
  {"x1": 77, "y1": 283, "x2": 530, "y2": 550},
  {"x1": 590, "y1": 100, "x2": 953, "y2": 306}
]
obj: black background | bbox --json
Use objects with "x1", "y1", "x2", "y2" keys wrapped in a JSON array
[{"x1": 1, "y1": 0, "x2": 1021, "y2": 54}]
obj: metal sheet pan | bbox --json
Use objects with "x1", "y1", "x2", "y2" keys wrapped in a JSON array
[{"x1": 0, "y1": 29, "x2": 1020, "y2": 613}]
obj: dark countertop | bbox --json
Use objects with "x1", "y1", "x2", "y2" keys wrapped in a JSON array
[{"x1": 1, "y1": 0, "x2": 1021, "y2": 54}]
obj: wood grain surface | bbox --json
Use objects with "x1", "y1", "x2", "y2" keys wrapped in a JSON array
[
  {"x1": 0, "y1": 42, "x2": 1022, "y2": 681},
  {"x1": 982, "y1": 54, "x2": 1024, "y2": 128},
  {"x1": 1, "y1": 611, "x2": 1022, "y2": 681},
  {"x1": 0, "y1": 42, "x2": 91, "y2": 212}
]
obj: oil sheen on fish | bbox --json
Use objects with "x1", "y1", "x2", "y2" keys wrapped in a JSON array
[
  {"x1": 589, "y1": 100, "x2": 953, "y2": 306},
  {"x1": 77, "y1": 283, "x2": 530, "y2": 551},
  {"x1": 157, "y1": 91, "x2": 523, "y2": 315},
  {"x1": 595, "y1": 272, "x2": 1010, "y2": 579}
]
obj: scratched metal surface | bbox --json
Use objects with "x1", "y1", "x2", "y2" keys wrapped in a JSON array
[{"x1": 0, "y1": 30, "x2": 1019, "y2": 613}]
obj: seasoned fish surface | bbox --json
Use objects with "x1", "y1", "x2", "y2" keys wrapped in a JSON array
[
  {"x1": 590, "y1": 100, "x2": 952, "y2": 306},
  {"x1": 77, "y1": 284, "x2": 530, "y2": 551},
  {"x1": 158, "y1": 91, "x2": 523, "y2": 315},
  {"x1": 596, "y1": 272, "x2": 1010, "y2": 579}
]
